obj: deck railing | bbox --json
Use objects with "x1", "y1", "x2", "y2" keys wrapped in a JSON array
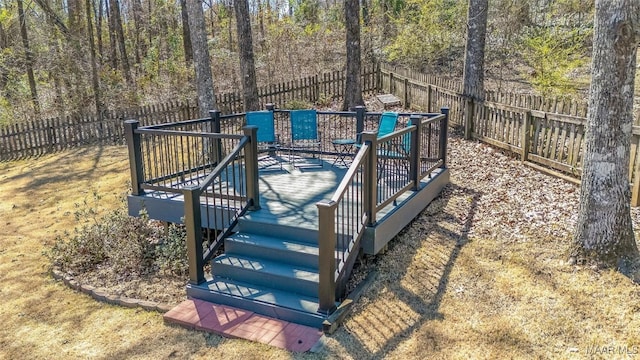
[
  {"x1": 316, "y1": 108, "x2": 448, "y2": 313},
  {"x1": 317, "y1": 142, "x2": 371, "y2": 313},
  {"x1": 125, "y1": 120, "x2": 259, "y2": 284}
]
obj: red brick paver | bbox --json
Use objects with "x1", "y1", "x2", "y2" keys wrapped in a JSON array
[{"x1": 163, "y1": 299, "x2": 323, "y2": 352}]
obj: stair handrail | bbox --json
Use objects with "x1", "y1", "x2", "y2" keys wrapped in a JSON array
[
  {"x1": 183, "y1": 125, "x2": 260, "y2": 285},
  {"x1": 317, "y1": 134, "x2": 373, "y2": 314}
]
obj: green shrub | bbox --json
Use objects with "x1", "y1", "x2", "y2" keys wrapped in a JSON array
[{"x1": 155, "y1": 224, "x2": 189, "y2": 276}]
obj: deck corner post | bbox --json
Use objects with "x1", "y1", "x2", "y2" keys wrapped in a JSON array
[
  {"x1": 124, "y1": 119, "x2": 144, "y2": 196},
  {"x1": 355, "y1": 106, "x2": 366, "y2": 138},
  {"x1": 243, "y1": 125, "x2": 261, "y2": 210},
  {"x1": 409, "y1": 115, "x2": 422, "y2": 189},
  {"x1": 464, "y1": 97, "x2": 474, "y2": 140},
  {"x1": 317, "y1": 199, "x2": 337, "y2": 315},
  {"x1": 362, "y1": 131, "x2": 378, "y2": 226},
  {"x1": 184, "y1": 185, "x2": 205, "y2": 285},
  {"x1": 440, "y1": 107, "x2": 449, "y2": 168}
]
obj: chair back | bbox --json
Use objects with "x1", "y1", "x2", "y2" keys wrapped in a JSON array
[
  {"x1": 290, "y1": 109, "x2": 318, "y2": 141},
  {"x1": 246, "y1": 110, "x2": 276, "y2": 143},
  {"x1": 377, "y1": 112, "x2": 399, "y2": 138}
]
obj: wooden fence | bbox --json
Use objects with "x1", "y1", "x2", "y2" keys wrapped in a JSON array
[
  {"x1": 379, "y1": 63, "x2": 640, "y2": 206},
  {"x1": 0, "y1": 64, "x2": 379, "y2": 161}
]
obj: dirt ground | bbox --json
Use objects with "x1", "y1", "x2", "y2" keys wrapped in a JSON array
[{"x1": 2, "y1": 136, "x2": 640, "y2": 359}]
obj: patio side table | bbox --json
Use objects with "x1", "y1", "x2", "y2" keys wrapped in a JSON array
[{"x1": 331, "y1": 139, "x2": 356, "y2": 167}]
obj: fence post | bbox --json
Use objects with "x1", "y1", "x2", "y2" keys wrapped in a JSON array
[
  {"x1": 409, "y1": 115, "x2": 422, "y2": 189},
  {"x1": 362, "y1": 131, "x2": 378, "y2": 226},
  {"x1": 209, "y1": 110, "x2": 222, "y2": 164},
  {"x1": 389, "y1": 72, "x2": 394, "y2": 94},
  {"x1": 426, "y1": 85, "x2": 432, "y2": 112},
  {"x1": 124, "y1": 120, "x2": 144, "y2": 196},
  {"x1": 464, "y1": 97, "x2": 474, "y2": 140},
  {"x1": 243, "y1": 125, "x2": 261, "y2": 210},
  {"x1": 376, "y1": 61, "x2": 382, "y2": 92},
  {"x1": 521, "y1": 111, "x2": 532, "y2": 163},
  {"x1": 440, "y1": 107, "x2": 449, "y2": 168},
  {"x1": 184, "y1": 185, "x2": 205, "y2": 285},
  {"x1": 404, "y1": 78, "x2": 409, "y2": 108},
  {"x1": 317, "y1": 199, "x2": 337, "y2": 315},
  {"x1": 355, "y1": 105, "x2": 366, "y2": 141}
]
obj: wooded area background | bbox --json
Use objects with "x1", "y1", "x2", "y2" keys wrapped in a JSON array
[{"x1": 0, "y1": 0, "x2": 601, "y2": 125}]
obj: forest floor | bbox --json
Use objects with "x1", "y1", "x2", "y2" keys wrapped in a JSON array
[{"x1": 2, "y1": 130, "x2": 640, "y2": 359}]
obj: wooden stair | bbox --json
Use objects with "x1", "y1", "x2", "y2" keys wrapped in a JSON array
[{"x1": 186, "y1": 216, "x2": 334, "y2": 328}]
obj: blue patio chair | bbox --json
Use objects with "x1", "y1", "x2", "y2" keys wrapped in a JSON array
[
  {"x1": 289, "y1": 109, "x2": 323, "y2": 168},
  {"x1": 356, "y1": 111, "x2": 399, "y2": 148},
  {"x1": 246, "y1": 110, "x2": 283, "y2": 170}
]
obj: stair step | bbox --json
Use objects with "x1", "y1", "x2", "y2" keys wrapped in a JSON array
[
  {"x1": 225, "y1": 233, "x2": 319, "y2": 268},
  {"x1": 186, "y1": 278, "x2": 326, "y2": 328},
  {"x1": 212, "y1": 254, "x2": 319, "y2": 298},
  {"x1": 236, "y1": 217, "x2": 319, "y2": 244}
]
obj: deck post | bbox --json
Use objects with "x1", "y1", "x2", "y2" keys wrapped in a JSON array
[
  {"x1": 355, "y1": 106, "x2": 366, "y2": 141},
  {"x1": 440, "y1": 107, "x2": 449, "y2": 168},
  {"x1": 243, "y1": 125, "x2": 261, "y2": 210},
  {"x1": 209, "y1": 110, "x2": 222, "y2": 164},
  {"x1": 362, "y1": 131, "x2": 378, "y2": 226},
  {"x1": 317, "y1": 199, "x2": 337, "y2": 315},
  {"x1": 409, "y1": 115, "x2": 422, "y2": 189},
  {"x1": 124, "y1": 120, "x2": 144, "y2": 196},
  {"x1": 184, "y1": 185, "x2": 205, "y2": 285}
]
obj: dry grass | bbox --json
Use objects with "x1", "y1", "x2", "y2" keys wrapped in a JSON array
[{"x1": 2, "y1": 137, "x2": 640, "y2": 359}]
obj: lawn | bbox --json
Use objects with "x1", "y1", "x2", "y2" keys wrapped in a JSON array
[{"x1": 1, "y1": 137, "x2": 639, "y2": 359}]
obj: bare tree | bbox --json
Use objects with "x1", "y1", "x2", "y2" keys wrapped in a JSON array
[
  {"x1": 85, "y1": 0, "x2": 103, "y2": 115},
  {"x1": 108, "y1": 0, "x2": 133, "y2": 85},
  {"x1": 17, "y1": 0, "x2": 40, "y2": 116},
  {"x1": 186, "y1": 0, "x2": 216, "y2": 117},
  {"x1": 571, "y1": 0, "x2": 640, "y2": 272},
  {"x1": 234, "y1": 0, "x2": 260, "y2": 111},
  {"x1": 342, "y1": 0, "x2": 363, "y2": 111},
  {"x1": 462, "y1": 0, "x2": 488, "y2": 101},
  {"x1": 180, "y1": 0, "x2": 193, "y2": 65}
]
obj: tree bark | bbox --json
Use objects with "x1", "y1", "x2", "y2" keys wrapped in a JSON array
[
  {"x1": 180, "y1": 0, "x2": 193, "y2": 65},
  {"x1": 17, "y1": 0, "x2": 41, "y2": 117},
  {"x1": 462, "y1": 0, "x2": 488, "y2": 101},
  {"x1": 234, "y1": 0, "x2": 260, "y2": 111},
  {"x1": 86, "y1": 0, "x2": 103, "y2": 116},
  {"x1": 106, "y1": 0, "x2": 118, "y2": 69},
  {"x1": 186, "y1": 0, "x2": 216, "y2": 117},
  {"x1": 108, "y1": 0, "x2": 133, "y2": 85},
  {"x1": 342, "y1": 0, "x2": 364, "y2": 111},
  {"x1": 572, "y1": 0, "x2": 639, "y2": 270}
]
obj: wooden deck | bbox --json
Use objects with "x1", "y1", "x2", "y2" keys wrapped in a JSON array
[{"x1": 128, "y1": 155, "x2": 449, "y2": 255}]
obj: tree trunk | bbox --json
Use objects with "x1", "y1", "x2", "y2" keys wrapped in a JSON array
[
  {"x1": 342, "y1": 0, "x2": 364, "y2": 111},
  {"x1": 107, "y1": 0, "x2": 118, "y2": 69},
  {"x1": 0, "y1": 22, "x2": 9, "y2": 99},
  {"x1": 17, "y1": 0, "x2": 41, "y2": 117},
  {"x1": 96, "y1": 0, "x2": 104, "y2": 65},
  {"x1": 180, "y1": 0, "x2": 193, "y2": 65},
  {"x1": 234, "y1": 0, "x2": 260, "y2": 111},
  {"x1": 186, "y1": 0, "x2": 216, "y2": 117},
  {"x1": 462, "y1": 0, "x2": 488, "y2": 101},
  {"x1": 109, "y1": 0, "x2": 133, "y2": 85},
  {"x1": 132, "y1": 0, "x2": 145, "y2": 65},
  {"x1": 572, "y1": 0, "x2": 639, "y2": 271},
  {"x1": 86, "y1": 0, "x2": 103, "y2": 115}
]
